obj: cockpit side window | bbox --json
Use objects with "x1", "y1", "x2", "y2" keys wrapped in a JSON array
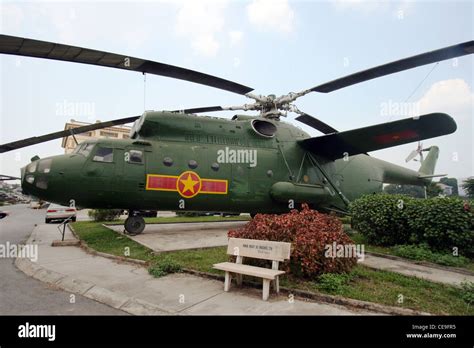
[
  {"x1": 126, "y1": 149, "x2": 143, "y2": 164},
  {"x1": 93, "y1": 147, "x2": 114, "y2": 163},
  {"x1": 80, "y1": 143, "x2": 94, "y2": 157}
]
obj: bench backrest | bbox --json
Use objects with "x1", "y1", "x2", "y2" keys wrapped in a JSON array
[{"x1": 227, "y1": 238, "x2": 291, "y2": 262}]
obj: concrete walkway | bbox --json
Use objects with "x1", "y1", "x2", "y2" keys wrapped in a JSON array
[
  {"x1": 360, "y1": 254, "x2": 474, "y2": 287},
  {"x1": 16, "y1": 223, "x2": 374, "y2": 315},
  {"x1": 107, "y1": 221, "x2": 247, "y2": 252}
]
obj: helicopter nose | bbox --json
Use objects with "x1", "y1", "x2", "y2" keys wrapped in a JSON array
[{"x1": 21, "y1": 158, "x2": 54, "y2": 197}]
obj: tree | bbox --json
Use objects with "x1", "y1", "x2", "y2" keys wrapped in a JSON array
[
  {"x1": 426, "y1": 182, "x2": 443, "y2": 198},
  {"x1": 439, "y1": 177, "x2": 459, "y2": 196},
  {"x1": 462, "y1": 178, "x2": 474, "y2": 198}
]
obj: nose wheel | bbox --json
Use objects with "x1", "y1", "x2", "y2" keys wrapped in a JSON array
[{"x1": 124, "y1": 214, "x2": 146, "y2": 235}]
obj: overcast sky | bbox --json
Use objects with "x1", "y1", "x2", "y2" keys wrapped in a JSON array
[{"x1": 1, "y1": 0, "x2": 472, "y2": 181}]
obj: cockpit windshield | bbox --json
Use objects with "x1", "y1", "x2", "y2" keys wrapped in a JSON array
[{"x1": 73, "y1": 143, "x2": 95, "y2": 157}]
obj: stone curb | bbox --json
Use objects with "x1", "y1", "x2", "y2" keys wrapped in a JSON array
[
  {"x1": 14, "y1": 255, "x2": 170, "y2": 316},
  {"x1": 365, "y1": 251, "x2": 474, "y2": 277}
]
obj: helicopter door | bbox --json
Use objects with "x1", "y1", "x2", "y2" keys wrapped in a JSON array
[
  {"x1": 120, "y1": 146, "x2": 146, "y2": 202},
  {"x1": 82, "y1": 144, "x2": 119, "y2": 206}
]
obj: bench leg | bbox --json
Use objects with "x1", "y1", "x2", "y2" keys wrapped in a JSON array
[
  {"x1": 273, "y1": 276, "x2": 280, "y2": 294},
  {"x1": 224, "y1": 271, "x2": 231, "y2": 292},
  {"x1": 262, "y1": 279, "x2": 270, "y2": 301},
  {"x1": 236, "y1": 274, "x2": 243, "y2": 287}
]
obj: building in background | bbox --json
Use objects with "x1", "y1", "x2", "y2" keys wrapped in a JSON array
[
  {"x1": 61, "y1": 119, "x2": 132, "y2": 154},
  {"x1": 435, "y1": 182, "x2": 453, "y2": 196}
]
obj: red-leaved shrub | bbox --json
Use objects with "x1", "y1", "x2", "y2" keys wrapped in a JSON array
[{"x1": 228, "y1": 204, "x2": 357, "y2": 278}]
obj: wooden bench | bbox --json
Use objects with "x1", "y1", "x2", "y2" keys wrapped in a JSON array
[{"x1": 213, "y1": 238, "x2": 291, "y2": 301}]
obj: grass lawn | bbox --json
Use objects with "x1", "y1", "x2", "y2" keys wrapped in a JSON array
[
  {"x1": 106, "y1": 215, "x2": 250, "y2": 225},
  {"x1": 71, "y1": 221, "x2": 474, "y2": 315},
  {"x1": 72, "y1": 221, "x2": 155, "y2": 261}
]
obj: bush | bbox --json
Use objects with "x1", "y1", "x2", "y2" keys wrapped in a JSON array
[
  {"x1": 148, "y1": 257, "x2": 182, "y2": 278},
  {"x1": 228, "y1": 204, "x2": 357, "y2": 278},
  {"x1": 88, "y1": 209, "x2": 122, "y2": 222},
  {"x1": 350, "y1": 194, "x2": 415, "y2": 246},
  {"x1": 392, "y1": 244, "x2": 470, "y2": 267},
  {"x1": 405, "y1": 197, "x2": 474, "y2": 254},
  {"x1": 351, "y1": 194, "x2": 474, "y2": 254},
  {"x1": 316, "y1": 273, "x2": 352, "y2": 294},
  {"x1": 460, "y1": 281, "x2": 474, "y2": 305}
]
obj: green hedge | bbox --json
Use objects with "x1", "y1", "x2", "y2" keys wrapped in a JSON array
[
  {"x1": 350, "y1": 194, "x2": 474, "y2": 255},
  {"x1": 350, "y1": 194, "x2": 414, "y2": 246},
  {"x1": 88, "y1": 209, "x2": 122, "y2": 222},
  {"x1": 405, "y1": 197, "x2": 473, "y2": 253}
]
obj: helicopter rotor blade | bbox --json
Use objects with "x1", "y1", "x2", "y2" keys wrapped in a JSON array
[
  {"x1": 171, "y1": 106, "x2": 224, "y2": 114},
  {"x1": 0, "y1": 116, "x2": 140, "y2": 154},
  {"x1": 0, "y1": 175, "x2": 21, "y2": 181},
  {"x1": 0, "y1": 35, "x2": 254, "y2": 95},
  {"x1": 309, "y1": 41, "x2": 474, "y2": 94},
  {"x1": 295, "y1": 113, "x2": 338, "y2": 134},
  {"x1": 171, "y1": 103, "x2": 262, "y2": 114},
  {"x1": 405, "y1": 149, "x2": 419, "y2": 163}
]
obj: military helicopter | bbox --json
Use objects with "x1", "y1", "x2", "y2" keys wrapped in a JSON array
[{"x1": 0, "y1": 35, "x2": 472, "y2": 234}]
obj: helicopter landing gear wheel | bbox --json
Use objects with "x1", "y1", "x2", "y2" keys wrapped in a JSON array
[{"x1": 124, "y1": 216, "x2": 146, "y2": 235}]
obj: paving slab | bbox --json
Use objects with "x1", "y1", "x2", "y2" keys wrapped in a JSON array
[
  {"x1": 180, "y1": 289, "x2": 363, "y2": 315},
  {"x1": 107, "y1": 221, "x2": 248, "y2": 252},
  {"x1": 360, "y1": 254, "x2": 474, "y2": 287}
]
